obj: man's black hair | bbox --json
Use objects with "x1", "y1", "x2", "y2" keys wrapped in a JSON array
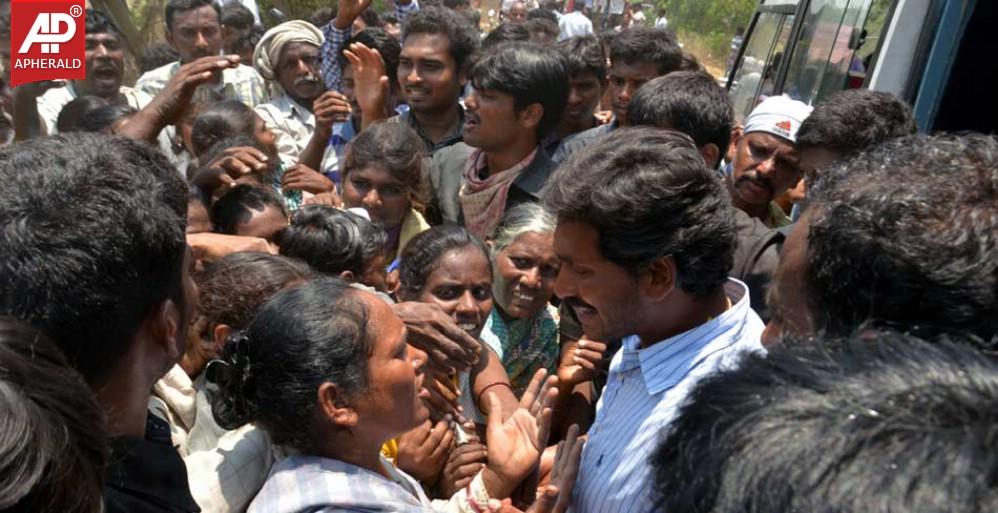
[
  {"x1": 525, "y1": 17, "x2": 559, "y2": 44},
  {"x1": 401, "y1": 6, "x2": 481, "y2": 72},
  {"x1": 443, "y1": 0, "x2": 470, "y2": 9},
  {"x1": 796, "y1": 89, "x2": 916, "y2": 155},
  {"x1": 56, "y1": 95, "x2": 109, "y2": 133},
  {"x1": 469, "y1": 42, "x2": 569, "y2": 139},
  {"x1": 628, "y1": 70, "x2": 734, "y2": 152},
  {"x1": 78, "y1": 104, "x2": 138, "y2": 133},
  {"x1": 278, "y1": 205, "x2": 387, "y2": 278},
  {"x1": 527, "y1": 7, "x2": 559, "y2": 23},
  {"x1": 653, "y1": 330, "x2": 998, "y2": 512},
  {"x1": 0, "y1": 133, "x2": 187, "y2": 386},
  {"x1": 165, "y1": 0, "x2": 221, "y2": 32},
  {"x1": 609, "y1": 26, "x2": 682, "y2": 75},
  {"x1": 544, "y1": 127, "x2": 735, "y2": 296},
  {"x1": 803, "y1": 133, "x2": 998, "y2": 346},
  {"x1": 211, "y1": 184, "x2": 288, "y2": 235},
  {"x1": 482, "y1": 22, "x2": 531, "y2": 50},
  {"x1": 339, "y1": 27, "x2": 402, "y2": 91},
  {"x1": 359, "y1": 8, "x2": 382, "y2": 28},
  {"x1": 220, "y1": 2, "x2": 254, "y2": 30},
  {"x1": 85, "y1": 8, "x2": 121, "y2": 37},
  {"x1": 308, "y1": 7, "x2": 335, "y2": 28},
  {"x1": 556, "y1": 35, "x2": 607, "y2": 83},
  {"x1": 139, "y1": 42, "x2": 181, "y2": 73}
]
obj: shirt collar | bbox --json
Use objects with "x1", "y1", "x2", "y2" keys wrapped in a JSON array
[
  {"x1": 402, "y1": 106, "x2": 465, "y2": 151},
  {"x1": 619, "y1": 278, "x2": 755, "y2": 395},
  {"x1": 272, "y1": 93, "x2": 315, "y2": 127}
]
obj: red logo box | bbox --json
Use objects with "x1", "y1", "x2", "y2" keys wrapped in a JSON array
[{"x1": 9, "y1": 0, "x2": 86, "y2": 87}]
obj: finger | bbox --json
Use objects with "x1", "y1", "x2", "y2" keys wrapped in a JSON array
[
  {"x1": 485, "y1": 392, "x2": 503, "y2": 440},
  {"x1": 425, "y1": 419, "x2": 450, "y2": 447},
  {"x1": 574, "y1": 349, "x2": 604, "y2": 364},
  {"x1": 450, "y1": 446, "x2": 488, "y2": 466},
  {"x1": 430, "y1": 428, "x2": 454, "y2": 460},
  {"x1": 552, "y1": 438, "x2": 584, "y2": 513},
  {"x1": 236, "y1": 147, "x2": 269, "y2": 165},
  {"x1": 221, "y1": 157, "x2": 251, "y2": 176},
  {"x1": 343, "y1": 49, "x2": 361, "y2": 68},
  {"x1": 519, "y1": 368, "x2": 548, "y2": 410},
  {"x1": 535, "y1": 406, "x2": 553, "y2": 451},
  {"x1": 527, "y1": 485, "x2": 560, "y2": 513},
  {"x1": 453, "y1": 461, "x2": 486, "y2": 478},
  {"x1": 430, "y1": 316, "x2": 481, "y2": 366}
]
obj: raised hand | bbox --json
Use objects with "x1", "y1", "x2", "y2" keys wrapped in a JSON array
[
  {"x1": 424, "y1": 373, "x2": 463, "y2": 421},
  {"x1": 557, "y1": 338, "x2": 607, "y2": 388},
  {"x1": 334, "y1": 0, "x2": 375, "y2": 29},
  {"x1": 192, "y1": 146, "x2": 270, "y2": 192},
  {"x1": 482, "y1": 369, "x2": 558, "y2": 499},
  {"x1": 148, "y1": 55, "x2": 240, "y2": 126},
  {"x1": 393, "y1": 302, "x2": 482, "y2": 373},
  {"x1": 439, "y1": 438, "x2": 488, "y2": 497},
  {"x1": 343, "y1": 42, "x2": 390, "y2": 128},
  {"x1": 486, "y1": 424, "x2": 584, "y2": 513},
  {"x1": 396, "y1": 419, "x2": 454, "y2": 483},
  {"x1": 312, "y1": 91, "x2": 353, "y2": 136}
]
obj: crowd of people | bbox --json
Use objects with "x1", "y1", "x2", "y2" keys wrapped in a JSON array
[{"x1": 0, "y1": 0, "x2": 996, "y2": 512}]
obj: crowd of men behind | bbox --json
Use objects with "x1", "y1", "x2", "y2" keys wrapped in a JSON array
[{"x1": 0, "y1": 0, "x2": 996, "y2": 512}]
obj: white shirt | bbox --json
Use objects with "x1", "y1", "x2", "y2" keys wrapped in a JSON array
[
  {"x1": 558, "y1": 11, "x2": 594, "y2": 41},
  {"x1": 37, "y1": 83, "x2": 150, "y2": 134},
  {"x1": 254, "y1": 93, "x2": 339, "y2": 174},
  {"x1": 570, "y1": 279, "x2": 765, "y2": 513}
]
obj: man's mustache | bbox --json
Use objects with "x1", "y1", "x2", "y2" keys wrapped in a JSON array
[{"x1": 294, "y1": 74, "x2": 321, "y2": 88}]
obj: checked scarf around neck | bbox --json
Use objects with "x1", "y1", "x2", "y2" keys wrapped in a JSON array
[{"x1": 459, "y1": 148, "x2": 538, "y2": 239}]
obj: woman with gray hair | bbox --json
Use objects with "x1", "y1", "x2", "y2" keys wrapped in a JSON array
[{"x1": 485, "y1": 203, "x2": 562, "y2": 395}]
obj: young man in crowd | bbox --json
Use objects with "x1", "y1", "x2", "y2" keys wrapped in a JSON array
[
  {"x1": 252, "y1": 20, "x2": 345, "y2": 191},
  {"x1": 427, "y1": 42, "x2": 568, "y2": 235},
  {"x1": 545, "y1": 35, "x2": 606, "y2": 156},
  {"x1": 220, "y1": 2, "x2": 256, "y2": 55},
  {"x1": 726, "y1": 95, "x2": 812, "y2": 228},
  {"x1": 13, "y1": 10, "x2": 150, "y2": 138},
  {"x1": 653, "y1": 330, "x2": 998, "y2": 512},
  {"x1": 628, "y1": 70, "x2": 783, "y2": 321},
  {"x1": 763, "y1": 133, "x2": 998, "y2": 348},
  {"x1": 137, "y1": 0, "x2": 267, "y2": 106},
  {"x1": 796, "y1": 88, "x2": 917, "y2": 186},
  {"x1": 0, "y1": 133, "x2": 199, "y2": 512},
  {"x1": 545, "y1": 127, "x2": 765, "y2": 513},
  {"x1": 552, "y1": 26, "x2": 683, "y2": 164}
]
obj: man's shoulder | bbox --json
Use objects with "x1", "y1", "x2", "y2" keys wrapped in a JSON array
[
  {"x1": 136, "y1": 62, "x2": 179, "y2": 86},
  {"x1": 430, "y1": 141, "x2": 475, "y2": 166},
  {"x1": 553, "y1": 123, "x2": 613, "y2": 163},
  {"x1": 225, "y1": 63, "x2": 265, "y2": 83}
]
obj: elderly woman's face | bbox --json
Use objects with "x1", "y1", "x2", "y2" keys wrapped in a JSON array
[
  {"x1": 353, "y1": 292, "x2": 430, "y2": 441},
  {"x1": 278, "y1": 42, "x2": 324, "y2": 103},
  {"x1": 493, "y1": 231, "x2": 559, "y2": 319}
]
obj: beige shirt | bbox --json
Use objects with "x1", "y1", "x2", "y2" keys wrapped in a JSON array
[{"x1": 254, "y1": 93, "x2": 339, "y2": 174}]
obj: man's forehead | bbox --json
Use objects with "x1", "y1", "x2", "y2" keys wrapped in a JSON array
[
  {"x1": 402, "y1": 33, "x2": 453, "y2": 57},
  {"x1": 173, "y1": 6, "x2": 220, "y2": 28},
  {"x1": 86, "y1": 32, "x2": 120, "y2": 42},
  {"x1": 609, "y1": 60, "x2": 661, "y2": 80},
  {"x1": 280, "y1": 42, "x2": 320, "y2": 60}
]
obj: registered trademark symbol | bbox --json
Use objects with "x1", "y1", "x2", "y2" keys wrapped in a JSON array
[{"x1": 69, "y1": 5, "x2": 83, "y2": 17}]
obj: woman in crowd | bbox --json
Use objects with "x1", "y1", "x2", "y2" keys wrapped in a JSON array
[
  {"x1": 341, "y1": 121, "x2": 431, "y2": 268},
  {"x1": 398, "y1": 226, "x2": 520, "y2": 428},
  {"x1": 150, "y1": 252, "x2": 313, "y2": 457},
  {"x1": 485, "y1": 204, "x2": 561, "y2": 395},
  {"x1": 0, "y1": 318, "x2": 106, "y2": 513},
  {"x1": 213, "y1": 277, "x2": 572, "y2": 512}
]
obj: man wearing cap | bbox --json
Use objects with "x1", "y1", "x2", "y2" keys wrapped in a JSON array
[
  {"x1": 254, "y1": 20, "x2": 352, "y2": 193},
  {"x1": 727, "y1": 95, "x2": 813, "y2": 228}
]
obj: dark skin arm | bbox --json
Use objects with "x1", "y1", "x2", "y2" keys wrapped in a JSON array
[
  {"x1": 298, "y1": 90, "x2": 352, "y2": 171},
  {"x1": 12, "y1": 80, "x2": 63, "y2": 140}
]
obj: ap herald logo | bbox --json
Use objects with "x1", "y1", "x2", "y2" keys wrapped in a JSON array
[{"x1": 10, "y1": 0, "x2": 86, "y2": 87}]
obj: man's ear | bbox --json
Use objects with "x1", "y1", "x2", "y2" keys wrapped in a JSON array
[
  {"x1": 339, "y1": 270, "x2": 357, "y2": 283},
  {"x1": 212, "y1": 323, "x2": 232, "y2": 355},
  {"x1": 318, "y1": 382, "x2": 359, "y2": 428},
  {"x1": 149, "y1": 298, "x2": 185, "y2": 366},
  {"x1": 519, "y1": 103, "x2": 544, "y2": 130},
  {"x1": 165, "y1": 31, "x2": 176, "y2": 50},
  {"x1": 700, "y1": 143, "x2": 721, "y2": 170},
  {"x1": 640, "y1": 256, "x2": 676, "y2": 303}
]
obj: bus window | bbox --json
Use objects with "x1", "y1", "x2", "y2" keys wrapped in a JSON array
[
  {"x1": 728, "y1": 11, "x2": 797, "y2": 123},
  {"x1": 782, "y1": 0, "x2": 889, "y2": 104}
]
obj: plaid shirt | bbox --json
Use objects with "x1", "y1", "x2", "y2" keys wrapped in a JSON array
[
  {"x1": 135, "y1": 61, "x2": 269, "y2": 107},
  {"x1": 248, "y1": 454, "x2": 491, "y2": 513},
  {"x1": 320, "y1": 0, "x2": 420, "y2": 91}
]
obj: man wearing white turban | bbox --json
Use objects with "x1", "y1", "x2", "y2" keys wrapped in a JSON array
[{"x1": 254, "y1": 20, "x2": 353, "y2": 192}]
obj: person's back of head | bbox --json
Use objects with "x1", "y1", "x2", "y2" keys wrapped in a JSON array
[
  {"x1": 402, "y1": 6, "x2": 481, "y2": 73},
  {"x1": 139, "y1": 42, "x2": 181, "y2": 73},
  {"x1": 609, "y1": 26, "x2": 682, "y2": 74},
  {"x1": 0, "y1": 318, "x2": 107, "y2": 513},
  {"x1": 56, "y1": 95, "x2": 110, "y2": 133},
  {"x1": 78, "y1": 104, "x2": 138, "y2": 133},
  {"x1": 653, "y1": 329, "x2": 998, "y2": 513},
  {"x1": 556, "y1": 35, "x2": 607, "y2": 84},
  {"x1": 220, "y1": 1, "x2": 254, "y2": 31},
  {"x1": 527, "y1": 7, "x2": 559, "y2": 23},
  {"x1": 210, "y1": 184, "x2": 289, "y2": 235},
  {"x1": 628, "y1": 70, "x2": 733, "y2": 168},
  {"x1": 190, "y1": 100, "x2": 259, "y2": 157},
  {"x1": 482, "y1": 22, "x2": 531, "y2": 49},
  {"x1": 468, "y1": 42, "x2": 569, "y2": 140},
  {"x1": 278, "y1": 205, "x2": 387, "y2": 282},
  {"x1": 0, "y1": 133, "x2": 188, "y2": 388},
  {"x1": 796, "y1": 89, "x2": 916, "y2": 179},
  {"x1": 525, "y1": 17, "x2": 560, "y2": 45},
  {"x1": 798, "y1": 133, "x2": 998, "y2": 344},
  {"x1": 544, "y1": 126, "x2": 735, "y2": 296}
]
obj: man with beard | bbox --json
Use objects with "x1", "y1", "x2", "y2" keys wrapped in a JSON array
[
  {"x1": 13, "y1": 10, "x2": 152, "y2": 138},
  {"x1": 137, "y1": 0, "x2": 267, "y2": 107},
  {"x1": 726, "y1": 95, "x2": 812, "y2": 228},
  {"x1": 253, "y1": 20, "x2": 344, "y2": 193}
]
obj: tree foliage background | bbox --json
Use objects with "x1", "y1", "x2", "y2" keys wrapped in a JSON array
[{"x1": 654, "y1": 0, "x2": 757, "y2": 71}]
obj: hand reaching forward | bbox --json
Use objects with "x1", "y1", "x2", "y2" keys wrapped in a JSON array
[
  {"x1": 343, "y1": 43, "x2": 390, "y2": 127},
  {"x1": 487, "y1": 424, "x2": 585, "y2": 513},
  {"x1": 482, "y1": 369, "x2": 558, "y2": 498}
]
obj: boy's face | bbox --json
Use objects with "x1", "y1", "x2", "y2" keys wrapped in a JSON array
[{"x1": 362, "y1": 251, "x2": 389, "y2": 291}]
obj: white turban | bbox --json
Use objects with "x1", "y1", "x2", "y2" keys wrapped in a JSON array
[
  {"x1": 743, "y1": 95, "x2": 813, "y2": 143},
  {"x1": 253, "y1": 20, "x2": 325, "y2": 81}
]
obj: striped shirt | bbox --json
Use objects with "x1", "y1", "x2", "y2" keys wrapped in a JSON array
[{"x1": 570, "y1": 278, "x2": 765, "y2": 513}]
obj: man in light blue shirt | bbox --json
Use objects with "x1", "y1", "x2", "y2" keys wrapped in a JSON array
[{"x1": 544, "y1": 126, "x2": 765, "y2": 513}]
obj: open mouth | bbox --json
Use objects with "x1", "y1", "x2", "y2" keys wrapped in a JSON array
[
  {"x1": 93, "y1": 67, "x2": 117, "y2": 80},
  {"x1": 458, "y1": 322, "x2": 479, "y2": 333}
]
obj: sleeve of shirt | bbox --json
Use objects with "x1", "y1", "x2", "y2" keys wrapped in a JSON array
[
  {"x1": 430, "y1": 471, "x2": 491, "y2": 513},
  {"x1": 395, "y1": 0, "x2": 420, "y2": 23},
  {"x1": 255, "y1": 104, "x2": 300, "y2": 168},
  {"x1": 320, "y1": 24, "x2": 352, "y2": 92}
]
